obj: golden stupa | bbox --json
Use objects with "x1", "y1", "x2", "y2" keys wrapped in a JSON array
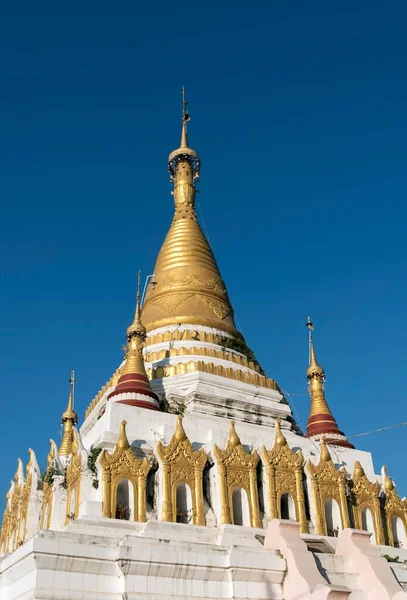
[{"x1": 141, "y1": 91, "x2": 239, "y2": 336}]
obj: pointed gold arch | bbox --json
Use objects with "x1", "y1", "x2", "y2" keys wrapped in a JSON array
[
  {"x1": 40, "y1": 442, "x2": 56, "y2": 531},
  {"x1": 100, "y1": 420, "x2": 150, "y2": 521},
  {"x1": 351, "y1": 461, "x2": 385, "y2": 545},
  {"x1": 156, "y1": 416, "x2": 207, "y2": 525},
  {"x1": 213, "y1": 421, "x2": 262, "y2": 528},
  {"x1": 307, "y1": 438, "x2": 350, "y2": 535},
  {"x1": 260, "y1": 420, "x2": 308, "y2": 533},
  {"x1": 65, "y1": 430, "x2": 82, "y2": 524},
  {"x1": 382, "y1": 465, "x2": 407, "y2": 547}
]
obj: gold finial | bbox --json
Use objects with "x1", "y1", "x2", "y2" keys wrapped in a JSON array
[
  {"x1": 320, "y1": 437, "x2": 331, "y2": 462},
  {"x1": 274, "y1": 418, "x2": 287, "y2": 447},
  {"x1": 127, "y1": 270, "x2": 147, "y2": 340},
  {"x1": 354, "y1": 460, "x2": 365, "y2": 480},
  {"x1": 229, "y1": 421, "x2": 241, "y2": 448},
  {"x1": 116, "y1": 420, "x2": 130, "y2": 451},
  {"x1": 174, "y1": 415, "x2": 187, "y2": 442},
  {"x1": 306, "y1": 318, "x2": 324, "y2": 378},
  {"x1": 180, "y1": 86, "x2": 190, "y2": 149},
  {"x1": 59, "y1": 371, "x2": 78, "y2": 456},
  {"x1": 382, "y1": 465, "x2": 395, "y2": 491}
]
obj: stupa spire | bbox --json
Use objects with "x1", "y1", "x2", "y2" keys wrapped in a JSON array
[
  {"x1": 108, "y1": 271, "x2": 159, "y2": 410},
  {"x1": 141, "y1": 89, "x2": 239, "y2": 337},
  {"x1": 59, "y1": 370, "x2": 78, "y2": 456},
  {"x1": 305, "y1": 318, "x2": 354, "y2": 449}
]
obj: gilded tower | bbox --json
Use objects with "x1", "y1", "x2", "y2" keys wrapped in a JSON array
[
  {"x1": 141, "y1": 90, "x2": 239, "y2": 336},
  {"x1": 305, "y1": 318, "x2": 353, "y2": 448}
]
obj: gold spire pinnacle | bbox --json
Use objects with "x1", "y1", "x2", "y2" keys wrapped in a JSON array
[
  {"x1": 305, "y1": 319, "x2": 333, "y2": 418},
  {"x1": 228, "y1": 421, "x2": 241, "y2": 448},
  {"x1": 174, "y1": 415, "x2": 187, "y2": 442},
  {"x1": 141, "y1": 91, "x2": 239, "y2": 336},
  {"x1": 274, "y1": 418, "x2": 287, "y2": 448},
  {"x1": 116, "y1": 420, "x2": 130, "y2": 451},
  {"x1": 180, "y1": 86, "x2": 189, "y2": 149},
  {"x1": 108, "y1": 271, "x2": 159, "y2": 410},
  {"x1": 59, "y1": 370, "x2": 78, "y2": 456},
  {"x1": 305, "y1": 319, "x2": 354, "y2": 448},
  {"x1": 320, "y1": 437, "x2": 331, "y2": 462},
  {"x1": 382, "y1": 465, "x2": 395, "y2": 491},
  {"x1": 127, "y1": 271, "x2": 146, "y2": 340}
]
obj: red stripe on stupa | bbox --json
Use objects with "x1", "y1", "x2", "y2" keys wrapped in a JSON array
[{"x1": 306, "y1": 413, "x2": 354, "y2": 449}]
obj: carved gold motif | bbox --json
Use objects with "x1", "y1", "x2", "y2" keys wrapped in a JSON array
[
  {"x1": 150, "y1": 293, "x2": 195, "y2": 314},
  {"x1": 198, "y1": 294, "x2": 231, "y2": 319},
  {"x1": 382, "y1": 465, "x2": 407, "y2": 547},
  {"x1": 65, "y1": 430, "x2": 82, "y2": 524},
  {"x1": 307, "y1": 438, "x2": 350, "y2": 535},
  {"x1": 260, "y1": 419, "x2": 308, "y2": 533},
  {"x1": 351, "y1": 461, "x2": 384, "y2": 545},
  {"x1": 155, "y1": 274, "x2": 226, "y2": 296},
  {"x1": 213, "y1": 422, "x2": 262, "y2": 528},
  {"x1": 156, "y1": 416, "x2": 207, "y2": 525},
  {"x1": 99, "y1": 421, "x2": 150, "y2": 521}
]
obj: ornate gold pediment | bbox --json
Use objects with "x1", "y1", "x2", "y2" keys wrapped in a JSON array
[
  {"x1": 213, "y1": 421, "x2": 262, "y2": 528},
  {"x1": 100, "y1": 421, "x2": 150, "y2": 521},
  {"x1": 260, "y1": 419, "x2": 307, "y2": 532},
  {"x1": 156, "y1": 416, "x2": 207, "y2": 525},
  {"x1": 382, "y1": 465, "x2": 407, "y2": 546},
  {"x1": 307, "y1": 438, "x2": 350, "y2": 535}
]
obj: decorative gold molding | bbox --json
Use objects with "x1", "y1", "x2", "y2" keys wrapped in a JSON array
[
  {"x1": 65, "y1": 430, "x2": 82, "y2": 524},
  {"x1": 213, "y1": 422, "x2": 262, "y2": 528},
  {"x1": 156, "y1": 416, "x2": 207, "y2": 525},
  {"x1": 382, "y1": 465, "x2": 407, "y2": 547},
  {"x1": 260, "y1": 419, "x2": 308, "y2": 533},
  {"x1": 351, "y1": 461, "x2": 384, "y2": 545},
  {"x1": 40, "y1": 442, "x2": 56, "y2": 531},
  {"x1": 148, "y1": 359, "x2": 277, "y2": 390},
  {"x1": 99, "y1": 421, "x2": 150, "y2": 521},
  {"x1": 307, "y1": 438, "x2": 350, "y2": 535},
  {"x1": 84, "y1": 331, "x2": 279, "y2": 420},
  {"x1": 145, "y1": 342, "x2": 262, "y2": 373},
  {"x1": 0, "y1": 483, "x2": 14, "y2": 554},
  {"x1": 17, "y1": 450, "x2": 36, "y2": 546}
]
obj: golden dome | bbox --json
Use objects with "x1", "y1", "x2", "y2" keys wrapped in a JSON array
[{"x1": 141, "y1": 92, "x2": 239, "y2": 337}]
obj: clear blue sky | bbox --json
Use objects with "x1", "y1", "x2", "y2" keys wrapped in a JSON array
[{"x1": 1, "y1": 1, "x2": 407, "y2": 509}]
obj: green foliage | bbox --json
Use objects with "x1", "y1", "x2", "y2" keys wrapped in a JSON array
[
  {"x1": 87, "y1": 447, "x2": 102, "y2": 474},
  {"x1": 382, "y1": 554, "x2": 407, "y2": 564},
  {"x1": 42, "y1": 466, "x2": 57, "y2": 486},
  {"x1": 87, "y1": 447, "x2": 102, "y2": 489},
  {"x1": 217, "y1": 336, "x2": 265, "y2": 375}
]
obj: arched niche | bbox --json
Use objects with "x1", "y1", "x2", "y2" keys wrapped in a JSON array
[
  {"x1": 351, "y1": 461, "x2": 384, "y2": 545},
  {"x1": 361, "y1": 508, "x2": 376, "y2": 543},
  {"x1": 175, "y1": 482, "x2": 193, "y2": 523},
  {"x1": 391, "y1": 516, "x2": 407, "y2": 549},
  {"x1": 260, "y1": 419, "x2": 308, "y2": 533},
  {"x1": 325, "y1": 498, "x2": 342, "y2": 537},
  {"x1": 307, "y1": 438, "x2": 350, "y2": 536},
  {"x1": 100, "y1": 421, "x2": 150, "y2": 522},
  {"x1": 114, "y1": 478, "x2": 134, "y2": 520},
  {"x1": 231, "y1": 487, "x2": 251, "y2": 526},
  {"x1": 213, "y1": 422, "x2": 262, "y2": 529},
  {"x1": 281, "y1": 493, "x2": 296, "y2": 520},
  {"x1": 157, "y1": 416, "x2": 207, "y2": 526}
]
